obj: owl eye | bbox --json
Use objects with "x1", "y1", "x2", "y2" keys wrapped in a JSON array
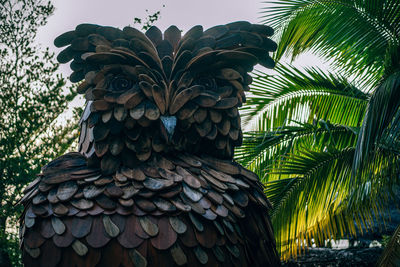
[{"x1": 110, "y1": 76, "x2": 133, "y2": 91}]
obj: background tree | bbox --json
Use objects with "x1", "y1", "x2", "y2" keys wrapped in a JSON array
[
  {"x1": 237, "y1": 0, "x2": 400, "y2": 261},
  {"x1": 0, "y1": 0, "x2": 79, "y2": 265},
  {"x1": 133, "y1": 5, "x2": 164, "y2": 31}
]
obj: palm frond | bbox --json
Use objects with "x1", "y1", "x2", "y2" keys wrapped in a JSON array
[
  {"x1": 377, "y1": 223, "x2": 400, "y2": 267},
  {"x1": 242, "y1": 64, "x2": 369, "y2": 130},
  {"x1": 236, "y1": 121, "x2": 358, "y2": 178},
  {"x1": 268, "y1": 146, "x2": 399, "y2": 259},
  {"x1": 380, "y1": 103, "x2": 400, "y2": 155},
  {"x1": 353, "y1": 72, "x2": 400, "y2": 174},
  {"x1": 269, "y1": 147, "x2": 355, "y2": 258},
  {"x1": 261, "y1": 0, "x2": 400, "y2": 80}
]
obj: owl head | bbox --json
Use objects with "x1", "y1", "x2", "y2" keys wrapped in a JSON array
[{"x1": 55, "y1": 22, "x2": 276, "y2": 173}]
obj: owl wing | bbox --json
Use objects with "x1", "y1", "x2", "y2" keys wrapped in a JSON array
[{"x1": 20, "y1": 152, "x2": 279, "y2": 266}]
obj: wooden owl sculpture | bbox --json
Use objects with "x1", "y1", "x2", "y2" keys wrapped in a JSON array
[{"x1": 19, "y1": 22, "x2": 280, "y2": 266}]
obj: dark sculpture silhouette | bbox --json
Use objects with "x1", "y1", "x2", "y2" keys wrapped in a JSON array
[{"x1": 19, "y1": 21, "x2": 280, "y2": 266}]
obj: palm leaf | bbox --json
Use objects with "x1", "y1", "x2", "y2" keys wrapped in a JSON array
[
  {"x1": 380, "y1": 102, "x2": 400, "y2": 155},
  {"x1": 242, "y1": 64, "x2": 369, "y2": 130},
  {"x1": 267, "y1": 147, "x2": 399, "y2": 259},
  {"x1": 377, "y1": 223, "x2": 400, "y2": 267},
  {"x1": 269, "y1": 148, "x2": 355, "y2": 258},
  {"x1": 252, "y1": 0, "x2": 400, "y2": 261},
  {"x1": 236, "y1": 121, "x2": 358, "y2": 178},
  {"x1": 261, "y1": 0, "x2": 400, "y2": 82},
  {"x1": 353, "y1": 72, "x2": 400, "y2": 174}
]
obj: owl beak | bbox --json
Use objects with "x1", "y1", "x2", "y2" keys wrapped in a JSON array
[{"x1": 160, "y1": 116, "x2": 177, "y2": 143}]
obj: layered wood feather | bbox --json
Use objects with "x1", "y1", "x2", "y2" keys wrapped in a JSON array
[
  {"x1": 20, "y1": 152, "x2": 279, "y2": 266},
  {"x1": 20, "y1": 21, "x2": 280, "y2": 267},
  {"x1": 58, "y1": 22, "x2": 276, "y2": 164}
]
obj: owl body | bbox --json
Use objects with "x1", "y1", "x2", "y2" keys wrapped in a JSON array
[{"x1": 19, "y1": 22, "x2": 280, "y2": 266}]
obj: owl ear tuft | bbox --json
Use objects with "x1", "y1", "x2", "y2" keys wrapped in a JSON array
[
  {"x1": 176, "y1": 22, "x2": 276, "y2": 74},
  {"x1": 164, "y1": 26, "x2": 181, "y2": 51},
  {"x1": 145, "y1": 26, "x2": 163, "y2": 46},
  {"x1": 54, "y1": 24, "x2": 154, "y2": 84},
  {"x1": 54, "y1": 30, "x2": 77, "y2": 48}
]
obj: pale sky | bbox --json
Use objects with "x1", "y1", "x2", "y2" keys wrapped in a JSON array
[
  {"x1": 37, "y1": 0, "x2": 325, "y2": 71},
  {"x1": 38, "y1": 0, "x2": 263, "y2": 52}
]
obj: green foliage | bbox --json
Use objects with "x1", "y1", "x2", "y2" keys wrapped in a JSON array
[
  {"x1": 133, "y1": 5, "x2": 165, "y2": 31},
  {"x1": 354, "y1": 72, "x2": 400, "y2": 174},
  {"x1": 0, "y1": 0, "x2": 78, "y2": 265},
  {"x1": 241, "y1": 64, "x2": 369, "y2": 130},
  {"x1": 262, "y1": 0, "x2": 399, "y2": 86},
  {"x1": 381, "y1": 235, "x2": 391, "y2": 247},
  {"x1": 377, "y1": 224, "x2": 400, "y2": 266},
  {"x1": 236, "y1": 120, "x2": 359, "y2": 179},
  {"x1": 238, "y1": 0, "x2": 400, "y2": 260}
]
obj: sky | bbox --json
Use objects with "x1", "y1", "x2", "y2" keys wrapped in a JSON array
[
  {"x1": 37, "y1": 0, "x2": 326, "y2": 71},
  {"x1": 37, "y1": 0, "x2": 278, "y2": 88},
  {"x1": 38, "y1": 0, "x2": 264, "y2": 54}
]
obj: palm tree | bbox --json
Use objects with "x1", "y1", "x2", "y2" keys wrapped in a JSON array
[{"x1": 236, "y1": 0, "x2": 400, "y2": 262}]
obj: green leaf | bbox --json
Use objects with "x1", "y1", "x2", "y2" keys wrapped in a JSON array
[
  {"x1": 261, "y1": 0, "x2": 399, "y2": 82},
  {"x1": 253, "y1": 0, "x2": 400, "y2": 260},
  {"x1": 377, "y1": 223, "x2": 400, "y2": 266},
  {"x1": 236, "y1": 121, "x2": 358, "y2": 179},
  {"x1": 242, "y1": 64, "x2": 368, "y2": 130},
  {"x1": 266, "y1": 146, "x2": 398, "y2": 259},
  {"x1": 353, "y1": 72, "x2": 400, "y2": 174}
]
